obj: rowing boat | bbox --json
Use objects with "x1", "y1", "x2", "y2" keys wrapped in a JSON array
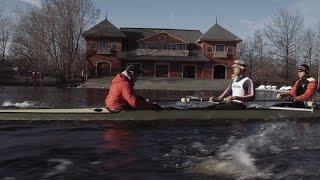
[{"x1": 0, "y1": 106, "x2": 317, "y2": 121}]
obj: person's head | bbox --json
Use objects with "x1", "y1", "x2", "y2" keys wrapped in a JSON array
[
  {"x1": 125, "y1": 65, "x2": 142, "y2": 81},
  {"x1": 232, "y1": 60, "x2": 246, "y2": 76},
  {"x1": 297, "y1": 64, "x2": 309, "y2": 79}
]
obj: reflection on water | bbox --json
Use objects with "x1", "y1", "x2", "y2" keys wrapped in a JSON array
[
  {"x1": 0, "y1": 121, "x2": 320, "y2": 179},
  {"x1": 101, "y1": 122, "x2": 138, "y2": 170}
]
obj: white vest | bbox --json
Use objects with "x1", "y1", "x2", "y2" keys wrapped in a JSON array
[{"x1": 231, "y1": 77, "x2": 249, "y2": 97}]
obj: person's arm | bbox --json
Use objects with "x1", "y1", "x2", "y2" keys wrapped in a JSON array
[
  {"x1": 235, "y1": 78, "x2": 255, "y2": 102},
  {"x1": 288, "y1": 81, "x2": 298, "y2": 97},
  {"x1": 218, "y1": 85, "x2": 232, "y2": 100},
  {"x1": 277, "y1": 81, "x2": 298, "y2": 99},
  {"x1": 295, "y1": 81, "x2": 317, "y2": 101},
  {"x1": 121, "y1": 82, "x2": 139, "y2": 107}
]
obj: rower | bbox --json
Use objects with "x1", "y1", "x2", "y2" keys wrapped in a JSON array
[
  {"x1": 210, "y1": 60, "x2": 255, "y2": 109},
  {"x1": 105, "y1": 65, "x2": 161, "y2": 113},
  {"x1": 277, "y1": 64, "x2": 317, "y2": 108}
]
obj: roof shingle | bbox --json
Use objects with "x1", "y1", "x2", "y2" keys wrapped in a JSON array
[
  {"x1": 83, "y1": 19, "x2": 126, "y2": 38},
  {"x1": 199, "y1": 24, "x2": 242, "y2": 42}
]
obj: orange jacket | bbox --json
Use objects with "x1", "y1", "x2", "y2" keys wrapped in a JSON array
[
  {"x1": 288, "y1": 77, "x2": 317, "y2": 101},
  {"x1": 105, "y1": 73, "x2": 154, "y2": 110}
]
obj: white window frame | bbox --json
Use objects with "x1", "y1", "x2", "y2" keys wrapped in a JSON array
[
  {"x1": 182, "y1": 64, "x2": 197, "y2": 78},
  {"x1": 227, "y1": 46, "x2": 233, "y2": 54},
  {"x1": 111, "y1": 42, "x2": 118, "y2": 50},
  {"x1": 206, "y1": 45, "x2": 213, "y2": 53},
  {"x1": 215, "y1": 44, "x2": 225, "y2": 52},
  {"x1": 154, "y1": 63, "x2": 170, "y2": 78},
  {"x1": 212, "y1": 64, "x2": 227, "y2": 79},
  {"x1": 96, "y1": 61, "x2": 112, "y2": 76}
]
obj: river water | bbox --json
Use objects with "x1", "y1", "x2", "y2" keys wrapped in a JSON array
[{"x1": 0, "y1": 86, "x2": 320, "y2": 179}]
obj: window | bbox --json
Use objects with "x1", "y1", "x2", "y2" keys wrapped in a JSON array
[
  {"x1": 206, "y1": 45, "x2": 213, "y2": 53},
  {"x1": 144, "y1": 42, "x2": 149, "y2": 49},
  {"x1": 155, "y1": 64, "x2": 169, "y2": 77},
  {"x1": 111, "y1": 42, "x2": 118, "y2": 50},
  {"x1": 89, "y1": 43, "x2": 97, "y2": 49},
  {"x1": 100, "y1": 41, "x2": 107, "y2": 49},
  {"x1": 227, "y1": 46, "x2": 233, "y2": 54},
  {"x1": 159, "y1": 35, "x2": 166, "y2": 43},
  {"x1": 172, "y1": 43, "x2": 177, "y2": 50},
  {"x1": 166, "y1": 43, "x2": 172, "y2": 50},
  {"x1": 177, "y1": 44, "x2": 186, "y2": 50},
  {"x1": 215, "y1": 45, "x2": 225, "y2": 52}
]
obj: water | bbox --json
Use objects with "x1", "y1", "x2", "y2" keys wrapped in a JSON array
[{"x1": 1, "y1": 86, "x2": 320, "y2": 179}]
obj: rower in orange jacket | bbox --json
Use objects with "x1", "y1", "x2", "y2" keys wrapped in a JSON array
[
  {"x1": 277, "y1": 64, "x2": 317, "y2": 107},
  {"x1": 105, "y1": 65, "x2": 160, "y2": 112}
]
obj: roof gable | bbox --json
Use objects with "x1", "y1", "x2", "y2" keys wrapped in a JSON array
[
  {"x1": 137, "y1": 31, "x2": 188, "y2": 43},
  {"x1": 120, "y1": 28, "x2": 202, "y2": 50},
  {"x1": 199, "y1": 24, "x2": 242, "y2": 42}
]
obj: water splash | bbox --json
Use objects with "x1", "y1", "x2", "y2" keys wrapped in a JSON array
[
  {"x1": 1, "y1": 101, "x2": 47, "y2": 108},
  {"x1": 1, "y1": 101, "x2": 36, "y2": 108},
  {"x1": 42, "y1": 159, "x2": 73, "y2": 179}
]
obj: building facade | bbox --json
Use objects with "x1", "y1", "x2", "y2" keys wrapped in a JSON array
[{"x1": 83, "y1": 18, "x2": 242, "y2": 79}]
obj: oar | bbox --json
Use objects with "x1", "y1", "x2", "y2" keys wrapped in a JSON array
[{"x1": 260, "y1": 106, "x2": 314, "y2": 112}]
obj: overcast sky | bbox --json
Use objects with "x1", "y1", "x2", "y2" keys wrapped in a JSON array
[{"x1": 6, "y1": 0, "x2": 320, "y2": 39}]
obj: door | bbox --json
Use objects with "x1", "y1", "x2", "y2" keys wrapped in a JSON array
[
  {"x1": 155, "y1": 64, "x2": 169, "y2": 77},
  {"x1": 97, "y1": 62, "x2": 111, "y2": 76},
  {"x1": 213, "y1": 65, "x2": 226, "y2": 79},
  {"x1": 183, "y1": 65, "x2": 196, "y2": 78}
]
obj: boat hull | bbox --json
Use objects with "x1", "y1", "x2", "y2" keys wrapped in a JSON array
[{"x1": 0, "y1": 108, "x2": 319, "y2": 121}]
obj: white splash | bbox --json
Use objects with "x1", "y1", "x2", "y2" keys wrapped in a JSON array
[
  {"x1": 1, "y1": 101, "x2": 35, "y2": 108},
  {"x1": 42, "y1": 159, "x2": 73, "y2": 179},
  {"x1": 191, "y1": 124, "x2": 285, "y2": 179}
]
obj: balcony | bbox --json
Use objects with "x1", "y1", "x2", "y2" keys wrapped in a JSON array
[
  {"x1": 97, "y1": 48, "x2": 112, "y2": 55},
  {"x1": 214, "y1": 51, "x2": 227, "y2": 58},
  {"x1": 137, "y1": 49, "x2": 189, "y2": 56}
]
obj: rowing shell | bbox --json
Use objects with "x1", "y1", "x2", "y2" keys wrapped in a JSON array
[{"x1": 0, "y1": 107, "x2": 318, "y2": 121}]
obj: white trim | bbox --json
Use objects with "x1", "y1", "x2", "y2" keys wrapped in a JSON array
[
  {"x1": 136, "y1": 31, "x2": 189, "y2": 43},
  {"x1": 206, "y1": 44, "x2": 213, "y2": 53},
  {"x1": 111, "y1": 42, "x2": 118, "y2": 50},
  {"x1": 96, "y1": 61, "x2": 112, "y2": 76},
  {"x1": 182, "y1": 65, "x2": 197, "y2": 78},
  {"x1": 154, "y1": 63, "x2": 170, "y2": 78},
  {"x1": 215, "y1": 44, "x2": 225, "y2": 52},
  {"x1": 212, "y1": 64, "x2": 227, "y2": 79}
]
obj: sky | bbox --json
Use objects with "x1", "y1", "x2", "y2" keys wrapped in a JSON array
[{"x1": 6, "y1": 0, "x2": 320, "y2": 39}]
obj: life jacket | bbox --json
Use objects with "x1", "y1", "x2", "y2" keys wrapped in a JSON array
[
  {"x1": 296, "y1": 77, "x2": 315, "y2": 96},
  {"x1": 231, "y1": 77, "x2": 249, "y2": 97}
]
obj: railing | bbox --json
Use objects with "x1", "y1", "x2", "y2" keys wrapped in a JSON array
[
  {"x1": 137, "y1": 49, "x2": 189, "y2": 56},
  {"x1": 97, "y1": 48, "x2": 112, "y2": 55},
  {"x1": 214, "y1": 51, "x2": 227, "y2": 58}
]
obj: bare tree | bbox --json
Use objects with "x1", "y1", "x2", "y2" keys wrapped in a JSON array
[
  {"x1": 14, "y1": 0, "x2": 99, "y2": 83},
  {"x1": 0, "y1": 0, "x2": 13, "y2": 62},
  {"x1": 264, "y1": 9, "x2": 304, "y2": 81},
  {"x1": 302, "y1": 27, "x2": 317, "y2": 68}
]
